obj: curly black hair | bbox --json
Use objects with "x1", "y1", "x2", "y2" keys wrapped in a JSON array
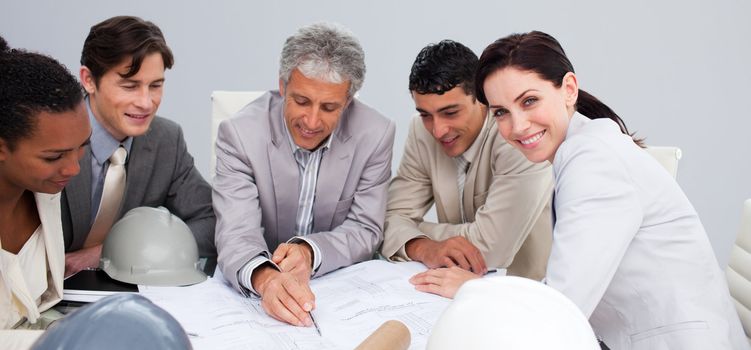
[
  {"x1": 0, "y1": 35, "x2": 84, "y2": 150},
  {"x1": 408, "y1": 40, "x2": 479, "y2": 97}
]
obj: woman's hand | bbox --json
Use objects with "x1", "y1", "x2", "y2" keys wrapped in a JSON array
[{"x1": 409, "y1": 266, "x2": 481, "y2": 299}]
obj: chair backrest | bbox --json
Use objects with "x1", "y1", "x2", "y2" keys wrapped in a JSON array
[
  {"x1": 644, "y1": 146, "x2": 682, "y2": 179},
  {"x1": 210, "y1": 91, "x2": 265, "y2": 181},
  {"x1": 727, "y1": 199, "x2": 751, "y2": 344}
]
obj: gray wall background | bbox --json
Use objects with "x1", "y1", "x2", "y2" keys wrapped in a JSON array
[{"x1": 2, "y1": 0, "x2": 749, "y2": 267}]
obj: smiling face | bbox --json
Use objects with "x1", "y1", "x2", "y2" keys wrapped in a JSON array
[
  {"x1": 81, "y1": 52, "x2": 165, "y2": 141},
  {"x1": 413, "y1": 86, "x2": 486, "y2": 157},
  {"x1": 0, "y1": 102, "x2": 91, "y2": 194},
  {"x1": 483, "y1": 67, "x2": 578, "y2": 163},
  {"x1": 279, "y1": 69, "x2": 350, "y2": 150}
]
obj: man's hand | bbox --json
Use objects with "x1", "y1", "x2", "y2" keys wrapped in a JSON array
[
  {"x1": 251, "y1": 265, "x2": 316, "y2": 327},
  {"x1": 409, "y1": 266, "x2": 481, "y2": 299},
  {"x1": 405, "y1": 236, "x2": 487, "y2": 274},
  {"x1": 272, "y1": 243, "x2": 313, "y2": 283},
  {"x1": 64, "y1": 244, "x2": 103, "y2": 277}
]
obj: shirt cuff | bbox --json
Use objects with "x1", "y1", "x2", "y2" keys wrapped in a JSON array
[
  {"x1": 397, "y1": 234, "x2": 430, "y2": 261},
  {"x1": 396, "y1": 245, "x2": 412, "y2": 261},
  {"x1": 237, "y1": 255, "x2": 280, "y2": 297},
  {"x1": 287, "y1": 236, "x2": 322, "y2": 276}
]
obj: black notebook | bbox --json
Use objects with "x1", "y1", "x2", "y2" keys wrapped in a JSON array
[{"x1": 63, "y1": 269, "x2": 138, "y2": 302}]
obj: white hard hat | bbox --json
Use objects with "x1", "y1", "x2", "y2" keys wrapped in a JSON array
[
  {"x1": 427, "y1": 276, "x2": 599, "y2": 349},
  {"x1": 100, "y1": 206, "x2": 206, "y2": 286}
]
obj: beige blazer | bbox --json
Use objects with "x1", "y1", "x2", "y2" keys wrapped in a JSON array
[
  {"x1": 213, "y1": 91, "x2": 395, "y2": 292},
  {"x1": 0, "y1": 192, "x2": 64, "y2": 347},
  {"x1": 382, "y1": 115, "x2": 554, "y2": 279}
]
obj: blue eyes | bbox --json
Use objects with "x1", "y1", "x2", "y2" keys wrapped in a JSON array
[
  {"x1": 492, "y1": 96, "x2": 538, "y2": 119},
  {"x1": 492, "y1": 109, "x2": 508, "y2": 118}
]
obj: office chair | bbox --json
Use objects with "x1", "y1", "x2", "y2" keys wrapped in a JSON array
[
  {"x1": 209, "y1": 91, "x2": 265, "y2": 181},
  {"x1": 726, "y1": 199, "x2": 751, "y2": 344},
  {"x1": 644, "y1": 146, "x2": 682, "y2": 179}
]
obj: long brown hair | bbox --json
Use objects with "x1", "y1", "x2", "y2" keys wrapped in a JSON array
[{"x1": 475, "y1": 31, "x2": 643, "y2": 146}]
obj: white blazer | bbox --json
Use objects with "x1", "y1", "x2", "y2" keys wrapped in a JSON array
[
  {"x1": 546, "y1": 113, "x2": 748, "y2": 350},
  {"x1": 0, "y1": 192, "x2": 65, "y2": 348}
]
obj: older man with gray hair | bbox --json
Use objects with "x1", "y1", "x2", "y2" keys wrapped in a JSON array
[{"x1": 213, "y1": 22, "x2": 395, "y2": 327}]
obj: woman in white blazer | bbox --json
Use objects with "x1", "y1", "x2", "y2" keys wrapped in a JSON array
[
  {"x1": 0, "y1": 37, "x2": 91, "y2": 348},
  {"x1": 412, "y1": 31, "x2": 748, "y2": 349}
]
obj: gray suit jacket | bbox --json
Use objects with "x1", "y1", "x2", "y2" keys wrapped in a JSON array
[
  {"x1": 61, "y1": 117, "x2": 216, "y2": 258},
  {"x1": 548, "y1": 113, "x2": 748, "y2": 349},
  {"x1": 213, "y1": 91, "x2": 395, "y2": 292},
  {"x1": 382, "y1": 115, "x2": 554, "y2": 279}
]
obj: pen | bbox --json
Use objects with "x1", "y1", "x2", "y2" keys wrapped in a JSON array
[{"x1": 310, "y1": 311, "x2": 322, "y2": 336}]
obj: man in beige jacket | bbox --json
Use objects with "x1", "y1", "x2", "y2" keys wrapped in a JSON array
[{"x1": 381, "y1": 40, "x2": 554, "y2": 280}]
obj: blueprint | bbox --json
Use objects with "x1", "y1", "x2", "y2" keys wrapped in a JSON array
[{"x1": 140, "y1": 260, "x2": 452, "y2": 349}]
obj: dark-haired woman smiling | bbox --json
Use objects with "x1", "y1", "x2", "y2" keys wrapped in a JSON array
[{"x1": 0, "y1": 36, "x2": 91, "y2": 347}]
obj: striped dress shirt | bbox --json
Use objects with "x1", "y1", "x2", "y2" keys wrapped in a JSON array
[{"x1": 237, "y1": 121, "x2": 331, "y2": 295}]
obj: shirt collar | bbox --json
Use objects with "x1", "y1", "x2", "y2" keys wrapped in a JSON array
[{"x1": 87, "y1": 97, "x2": 134, "y2": 165}]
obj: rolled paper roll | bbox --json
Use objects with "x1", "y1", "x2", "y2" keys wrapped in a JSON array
[{"x1": 354, "y1": 320, "x2": 411, "y2": 350}]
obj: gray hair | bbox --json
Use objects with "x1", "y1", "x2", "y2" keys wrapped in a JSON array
[{"x1": 279, "y1": 22, "x2": 365, "y2": 98}]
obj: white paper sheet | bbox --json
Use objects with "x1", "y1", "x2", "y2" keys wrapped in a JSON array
[{"x1": 140, "y1": 260, "x2": 452, "y2": 349}]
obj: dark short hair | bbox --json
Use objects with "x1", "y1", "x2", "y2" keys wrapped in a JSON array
[
  {"x1": 0, "y1": 36, "x2": 84, "y2": 150},
  {"x1": 81, "y1": 16, "x2": 174, "y2": 85},
  {"x1": 409, "y1": 40, "x2": 479, "y2": 97}
]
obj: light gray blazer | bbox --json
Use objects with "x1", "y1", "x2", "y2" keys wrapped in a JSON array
[
  {"x1": 547, "y1": 113, "x2": 748, "y2": 349},
  {"x1": 61, "y1": 117, "x2": 216, "y2": 258},
  {"x1": 213, "y1": 91, "x2": 395, "y2": 292}
]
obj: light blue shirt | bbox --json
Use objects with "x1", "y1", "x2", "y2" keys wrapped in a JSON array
[{"x1": 87, "y1": 98, "x2": 133, "y2": 221}]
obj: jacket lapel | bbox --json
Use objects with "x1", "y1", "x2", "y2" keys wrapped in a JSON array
[
  {"x1": 434, "y1": 149, "x2": 462, "y2": 224},
  {"x1": 36, "y1": 193, "x2": 64, "y2": 302},
  {"x1": 463, "y1": 124, "x2": 492, "y2": 216},
  {"x1": 269, "y1": 105, "x2": 299, "y2": 241},
  {"x1": 313, "y1": 132, "x2": 353, "y2": 231},
  {"x1": 66, "y1": 150, "x2": 93, "y2": 249},
  {"x1": 123, "y1": 129, "x2": 157, "y2": 215}
]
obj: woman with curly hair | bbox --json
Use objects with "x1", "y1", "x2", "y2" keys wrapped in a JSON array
[{"x1": 0, "y1": 36, "x2": 91, "y2": 347}]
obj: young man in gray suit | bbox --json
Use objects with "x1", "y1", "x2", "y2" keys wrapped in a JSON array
[
  {"x1": 381, "y1": 40, "x2": 554, "y2": 281},
  {"x1": 62, "y1": 16, "x2": 216, "y2": 276},
  {"x1": 213, "y1": 23, "x2": 395, "y2": 327}
]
